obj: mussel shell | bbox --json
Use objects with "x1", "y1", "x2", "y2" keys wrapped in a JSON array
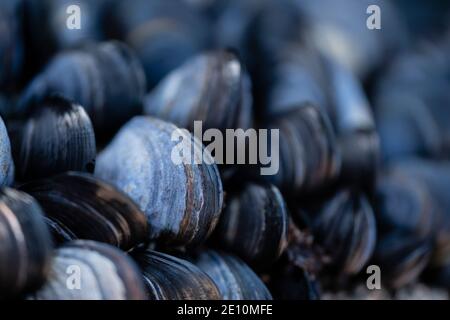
[
  {"x1": 213, "y1": 183, "x2": 288, "y2": 268},
  {"x1": 28, "y1": 240, "x2": 147, "y2": 300},
  {"x1": 132, "y1": 249, "x2": 221, "y2": 300},
  {"x1": 385, "y1": 161, "x2": 450, "y2": 278},
  {"x1": 311, "y1": 189, "x2": 377, "y2": 275},
  {"x1": 19, "y1": 172, "x2": 148, "y2": 251},
  {"x1": 375, "y1": 172, "x2": 436, "y2": 238},
  {"x1": 144, "y1": 50, "x2": 253, "y2": 132},
  {"x1": 324, "y1": 56, "x2": 379, "y2": 185},
  {"x1": 96, "y1": 116, "x2": 223, "y2": 246},
  {"x1": 9, "y1": 96, "x2": 96, "y2": 180},
  {"x1": 0, "y1": 0, "x2": 24, "y2": 90},
  {"x1": 268, "y1": 264, "x2": 320, "y2": 300},
  {"x1": 0, "y1": 188, "x2": 53, "y2": 298},
  {"x1": 193, "y1": 250, "x2": 272, "y2": 300},
  {"x1": 373, "y1": 233, "x2": 433, "y2": 289},
  {"x1": 19, "y1": 41, "x2": 146, "y2": 136},
  {"x1": 266, "y1": 104, "x2": 340, "y2": 195},
  {"x1": 108, "y1": 0, "x2": 209, "y2": 88},
  {"x1": 0, "y1": 115, "x2": 14, "y2": 186}
]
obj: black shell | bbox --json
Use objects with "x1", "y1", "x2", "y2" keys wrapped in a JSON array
[
  {"x1": 266, "y1": 104, "x2": 340, "y2": 195},
  {"x1": 0, "y1": 188, "x2": 53, "y2": 298},
  {"x1": 0, "y1": 0, "x2": 24, "y2": 90},
  {"x1": 9, "y1": 96, "x2": 96, "y2": 180},
  {"x1": 213, "y1": 183, "x2": 288, "y2": 268},
  {"x1": 20, "y1": 172, "x2": 148, "y2": 251},
  {"x1": 19, "y1": 41, "x2": 146, "y2": 136},
  {"x1": 144, "y1": 50, "x2": 253, "y2": 132},
  {"x1": 268, "y1": 264, "x2": 320, "y2": 300},
  {"x1": 383, "y1": 161, "x2": 450, "y2": 287},
  {"x1": 28, "y1": 240, "x2": 147, "y2": 300},
  {"x1": 107, "y1": 0, "x2": 209, "y2": 89},
  {"x1": 311, "y1": 189, "x2": 377, "y2": 275},
  {"x1": 373, "y1": 170, "x2": 436, "y2": 288},
  {"x1": 96, "y1": 116, "x2": 223, "y2": 246},
  {"x1": 193, "y1": 250, "x2": 272, "y2": 300},
  {"x1": 0, "y1": 115, "x2": 14, "y2": 186},
  {"x1": 133, "y1": 249, "x2": 221, "y2": 300},
  {"x1": 324, "y1": 57, "x2": 379, "y2": 184}
]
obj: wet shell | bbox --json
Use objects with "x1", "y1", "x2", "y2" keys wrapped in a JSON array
[
  {"x1": 268, "y1": 264, "x2": 320, "y2": 300},
  {"x1": 266, "y1": 104, "x2": 340, "y2": 195},
  {"x1": 373, "y1": 170, "x2": 436, "y2": 288},
  {"x1": 28, "y1": 240, "x2": 147, "y2": 300},
  {"x1": 385, "y1": 161, "x2": 450, "y2": 287},
  {"x1": 133, "y1": 249, "x2": 221, "y2": 300},
  {"x1": 96, "y1": 116, "x2": 223, "y2": 246},
  {"x1": 0, "y1": 188, "x2": 53, "y2": 298},
  {"x1": 144, "y1": 50, "x2": 253, "y2": 132},
  {"x1": 19, "y1": 41, "x2": 146, "y2": 136},
  {"x1": 324, "y1": 57, "x2": 379, "y2": 184},
  {"x1": 9, "y1": 96, "x2": 95, "y2": 180},
  {"x1": 311, "y1": 189, "x2": 377, "y2": 275},
  {"x1": 193, "y1": 250, "x2": 272, "y2": 300},
  {"x1": 20, "y1": 172, "x2": 148, "y2": 251},
  {"x1": 213, "y1": 183, "x2": 288, "y2": 268},
  {"x1": 107, "y1": 0, "x2": 209, "y2": 88},
  {"x1": 0, "y1": 0, "x2": 24, "y2": 90},
  {"x1": 0, "y1": 115, "x2": 14, "y2": 186}
]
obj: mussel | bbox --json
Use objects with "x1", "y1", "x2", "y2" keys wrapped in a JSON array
[
  {"x1": 296, "y1": 0, "x2": 408, "y2": 79},
  {"x1": 307, "y1": 189, "x2": 377, "y2": 276},
  {"x1": 0, "y1": 114, "x2": 14, "y2": 186},
  {"x1": 268, "y1": 263, "x2": 320, "y2": 300},
  {"x1": 193, "y1": 250, "x2": 272, "y2": 300},
  {"x1": 373, "y1": 169, "x2": 436, "y2": 288},
  {"x1": 0, "y1": 0, "x2": 24, "y2": 90},
  {"x1": 28, "y1": 240, "x2": 147, "y2": 300},
  {"x1": 213, "y1": 183, "x2": 288, "y2": 268},
  {"x1": 132, "y1": 249, "x2": 221, "y2": 300},
  {"x1": 96, "y1": 116, "x2": 223, "y2": 246},
  {"x1": 8, "y1": 96, "x2": 96, "y2": 181},
  {"x1": 374, "y1": 41, "x2": 450, "y2": 161},
  {"x1": 107, "y1": 0, "x2": 209, "y2": 89},
  {"x1": 19, "y1": 172, "x2": 148, "y2": 251},
  {"x1": 144, "y1": 50, "x2": 253, "y2": 132},
  {"x1": 266, "y1": 104, "x2": 340, "y2": 195},
  {"x1": 268, "y1": 223, "x2": 321, "y2": 300},
  {"x1": 385, "y1": 160, "x2": 450, "y2": 288},
  {"x1": 324, "y1": 57, "x2": 379, "y2": 185},
  {"x1": 19, "y1": 41, "x2": 146, "y2": 136},
  {"x1": 0, "y1": 188, "x2": 53, "y2": 298}
]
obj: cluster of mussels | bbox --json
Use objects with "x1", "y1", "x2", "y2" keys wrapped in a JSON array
[{"x1": 1, "y1": 0, "x2": 450, "y2": 300}]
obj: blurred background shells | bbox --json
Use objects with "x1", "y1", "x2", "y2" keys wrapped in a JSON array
[
  {"x1": 0, "y1": 0, "x2": 24, "y2": 91},
  {"x1": 192, "y1": 250, "x2": 273, "y2": 300},
  {"x1": 8, "y1": 96, "x2": 95, "y2": 181},
  {"x1": 20, "y1": 172, "x2": 149, "y2": 251},
  {"x1": 106, "y1": 0, "x2": 209, "y2": 89},
  {"x1": 133, "y1": 249, "x2": 221, "y2": 300},
  {"x1": 19, "y1": 41, "x2": 146, "y2": 138},
  {"x1": 144, "y1": 50, "x2": 253, "y2": 132},
  {"x1": 0, "y1": 188, "x2": 53, "y2": 298},
  {"x1": 212, "y1": 183, "x2": 288, "y2": 268},
  {"x1": 96, "y1": 116, "x2": 223, "y2": 246},
  {"x1": 28, "y1": 240, "x2": 147, "y2": 300}
]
